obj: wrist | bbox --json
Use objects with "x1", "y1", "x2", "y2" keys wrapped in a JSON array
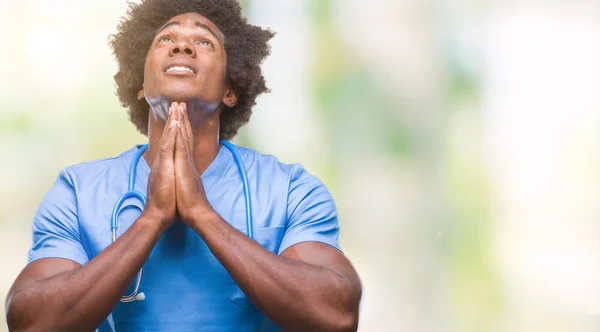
[
  {"x1": 187, "y1": 207, "x2": 220, "y2": 235},
  {"x1": 138, "y1": 211, "x2": 170, "y2": 236}
]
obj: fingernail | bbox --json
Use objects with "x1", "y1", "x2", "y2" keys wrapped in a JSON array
[
  {"x1": 169, "y1": 107, "x2": 173, "y2": 115},
  {"x1": 179, "y1": 106, "x2": 184, "y2": 115},
  {"x1": 170, "y1": 120, "x2": 179, "y2": 128}
]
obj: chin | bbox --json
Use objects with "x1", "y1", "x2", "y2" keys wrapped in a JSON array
[
  {"x1": 160, "y1": 88, "x2": 198, "y2": 102},
  {"x1": 157, "y1": 90, "x2": 219, "y2": 111}
]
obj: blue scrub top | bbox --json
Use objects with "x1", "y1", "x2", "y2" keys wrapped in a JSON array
[{"x1": 27, "y1": 144, "x2": 341, "y2": 332}]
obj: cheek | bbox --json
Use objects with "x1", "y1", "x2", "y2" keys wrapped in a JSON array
[
  {"x1": 142, "y1": 51, "x2": 160, "y2": 88},
  {"x1": 204, "y1": 60, "x2": 228, "y2": 90},
  {"x1": 216, "y1": 57, "x2": 227, "y2": 81}
]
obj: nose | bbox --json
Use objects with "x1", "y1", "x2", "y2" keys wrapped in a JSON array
[{"x1": 169, "y1": 39, "x2": 196, "y2": 58}]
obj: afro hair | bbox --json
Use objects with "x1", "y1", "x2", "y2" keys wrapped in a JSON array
[{"x1": 110, "y1": 0, "x2": 274, "y2": 140}]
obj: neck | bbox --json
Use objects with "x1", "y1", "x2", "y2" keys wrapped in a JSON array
[{"x1": 143, "y1": 105, "x2": 222, "y2": 175}]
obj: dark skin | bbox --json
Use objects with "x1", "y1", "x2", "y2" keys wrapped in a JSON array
[{"x1": 6, "y1": 12, "x2": 362, "y2": 332}]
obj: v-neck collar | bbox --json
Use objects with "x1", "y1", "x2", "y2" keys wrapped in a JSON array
[{"x1": 126, "y1": 144, "x2": 232, "y2": 194}]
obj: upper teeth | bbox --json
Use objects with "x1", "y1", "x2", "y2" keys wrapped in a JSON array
[{"x1": 167, "y1": 66, "x2": 194, "y2": 73}]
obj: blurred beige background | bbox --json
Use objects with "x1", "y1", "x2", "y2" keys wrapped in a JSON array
[{"x1": 2, "y1": 0, "x2": 600, "y2": 331}]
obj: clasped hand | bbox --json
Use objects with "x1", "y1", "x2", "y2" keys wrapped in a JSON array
[{"x1": 143, "y1": 102, "x2": 212, "y2": 229}]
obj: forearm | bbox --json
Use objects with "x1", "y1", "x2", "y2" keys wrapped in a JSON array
[
  {"x1": 6, "y1": 214, "x2": 164, "y2": 332},
  {"x1": 191, "y1": 212, "x2": 357, "y2": 331}
]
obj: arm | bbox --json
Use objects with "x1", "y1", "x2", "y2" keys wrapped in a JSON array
[
  {"x1": 6, "y1": 105, "x2": 182, "y2": 332},
  {"x1": 173, "y1": 104, "x2": 362, "y2": 331},
  {"x1": 191, "y1": 213, "x2": 362, "y2": 332},
  {"x1": 6, "y1": 214, "x2": 164, "y2": 332}
]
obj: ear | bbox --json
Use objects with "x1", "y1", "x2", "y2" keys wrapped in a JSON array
[
  {"x1": 222, "y1": 87, "x2": 238, "y2": 108},
  {"x1": 137, "y1": 89, "x2": 145, "y2": 101}
]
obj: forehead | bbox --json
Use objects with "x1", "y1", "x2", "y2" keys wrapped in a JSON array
[{"x1": 163, "y1": 12, "x2": 225, "y2": 40}]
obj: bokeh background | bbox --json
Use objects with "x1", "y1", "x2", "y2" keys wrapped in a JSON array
[{"x1": 2, "y1": 0, "x2": 600, "y2": 331}]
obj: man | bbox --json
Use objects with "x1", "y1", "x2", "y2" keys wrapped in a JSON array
[{"x1": 5, "y1": 0, "x2": 362, "y2": 331}]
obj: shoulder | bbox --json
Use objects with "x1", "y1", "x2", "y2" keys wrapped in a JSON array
[
  {"x1": 61, "y1": 147, "x2": 136, "y2": 187},
  {"x1": 231, "y1": 145, "x2": 330, "y2": 209},
  {"x1": 234, "y1": 145, "x2": 294, "y2": 173},
  {"x1": 233, "y1": 145, "x2": 321, "y2": 187}
]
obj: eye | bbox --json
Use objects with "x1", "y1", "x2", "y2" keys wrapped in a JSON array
[
  {"x1": 195, "y1": 39, "x2": 214, "y2": 47},
  {"x1": 158, "y1": 35, "x2": 173, "y2": 43}
]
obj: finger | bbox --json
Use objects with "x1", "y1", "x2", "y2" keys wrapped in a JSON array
[
  {"x1": 159, "y1": 104, "x2": 176, "y2": 138},
  {"x1": 179, "y1": 104, "x2": 194, "y2": 153},
  {"x1": 175, "y1": 123, "x2": 191, "y2": 184},
  {"x1": 174, "y1": 122, "x2": 189, "y2": 172},
  {"x1": 157, "y1": 113, "x2": 179, "y2": 164},
  {"x1": 176, "y1": 115, "x2": 199, "y2": 192},
  {"x1": 172, "y1": 102, "x2": 181, "y2": 122},
  {"x1": 168, "y1": 102, "x2": 179, "y2": 124},
  {"x1": 174, "y1": 103, "x2": 190, "y2": 153}
]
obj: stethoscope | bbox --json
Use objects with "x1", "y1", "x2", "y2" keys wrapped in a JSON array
[{"x1": 110, "y1": 140, "x2": 253, "y2": 302}]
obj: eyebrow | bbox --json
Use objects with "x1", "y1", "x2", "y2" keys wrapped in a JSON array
[{"x1": 155, "y1": 20, "x2": 221, "y2": 43}]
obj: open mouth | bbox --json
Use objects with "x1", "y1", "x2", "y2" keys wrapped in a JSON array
[{"x1": 163, "y1": 64, "x2": 197, "y2": 76}]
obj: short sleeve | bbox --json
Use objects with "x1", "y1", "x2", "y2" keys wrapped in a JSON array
[
  {"x1": 27, "y1": 169, "x2": 90, "y2": 266},
  {"x1": 277, "y1": 165, "x2": 342, "y2": 255}
]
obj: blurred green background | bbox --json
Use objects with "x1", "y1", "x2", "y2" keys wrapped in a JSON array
[{"x1": 2, "y1": 0, "x2": 600, "y2": 331}]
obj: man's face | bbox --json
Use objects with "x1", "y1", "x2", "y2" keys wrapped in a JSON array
[{"x1": 142, "y1": 12, "x2": 228, "y2": 114}]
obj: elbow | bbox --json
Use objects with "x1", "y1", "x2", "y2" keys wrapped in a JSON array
[
  {"x1": 332, "y1": 310, "x2": 359, "y2": 332},
  {"x1": 336, "y1": 276, "x2": 362, "y2": 331},
  {"x1": 323, "y1": 277, "x2": 362, "y2": 332},
  {"x1": 6, "y1": 299, "x2": 24, "y2": 332},
  {"x1": 315, "y1": 306, "x2": 358, "y2": 332},
  {"x1": 6, "y1": 292, "x2": 38, "y2": 332}
]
